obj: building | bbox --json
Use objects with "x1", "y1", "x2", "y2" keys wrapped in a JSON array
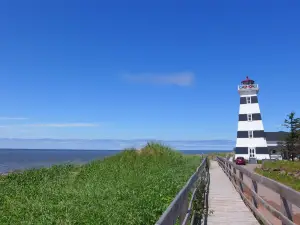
[
  {"x1": 235, "y1": 76, "x2": 269, "y2": 160},
  {"x1": 265, "y1": 131, "x2": 288, "y2": 159},
  {"x1": 265, "y1": 131, "x2": 288, "y2": 148},
  {"x1": 233, "y1": 131, "x2": 288, "y2": 160}
]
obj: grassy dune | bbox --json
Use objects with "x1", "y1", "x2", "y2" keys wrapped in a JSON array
[{"x1": 0, "y1": 143, "x2": 202, "y2": 225}]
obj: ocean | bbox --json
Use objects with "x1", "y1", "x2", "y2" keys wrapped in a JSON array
[{"x1": 0, "y1": 149, "x2": 230, "y2": 173}]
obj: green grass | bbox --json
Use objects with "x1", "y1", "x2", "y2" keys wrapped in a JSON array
[
  {"x1": 255, "y1": 161, "x2": 300, "y2": 191},
  {"x1": 0, "y1": 142, "x2": 202, "y2": 225}
]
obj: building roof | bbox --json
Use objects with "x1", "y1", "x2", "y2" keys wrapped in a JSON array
[{"x1": 265, "y1": 131, "x2": 288, "y2": 141}]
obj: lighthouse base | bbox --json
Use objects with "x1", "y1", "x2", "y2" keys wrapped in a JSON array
[{"x1": 234, "y1": 154, "x2": 270, "y2": 161}]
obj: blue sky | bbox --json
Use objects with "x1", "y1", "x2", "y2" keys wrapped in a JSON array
[{"x1": 0, "y1": 1, "x2": 299, "y2": 150}]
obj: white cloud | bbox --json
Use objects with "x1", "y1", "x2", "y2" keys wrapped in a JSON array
[
  {"x1": 25, "y1": 123, "x2": 99, "y2": 127},
  {"x1": 0, "y1": 123, "x2": 100, "y2": 128},
  {"x1": 123, "y1": 72, "x2": 195, "y2": 86},
  {"x1": 0, "y1": 117, "x2": 28, "y2": 120}
]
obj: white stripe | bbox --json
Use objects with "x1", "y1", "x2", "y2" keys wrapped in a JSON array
[
  {"x1": 239, "y1": 90, "x2": 259, "y2": 96},
  {"x1": 240, "y1": 94, "x2": 257, "y2": 97},
  {"x1": 238, "y1": 89, "x2": 259, "y2": 96},
  {"x1": 236, "y1": 138, "x2": 268, "y2": 147},
  {"x1": 237, "y1": 121, "x2": 264, "y2": 131},
  {"x1": 239, "y1": 103, "x2": 261, "y2": 114}
]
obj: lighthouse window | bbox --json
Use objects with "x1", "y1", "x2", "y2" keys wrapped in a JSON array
[
  {"x1": 246, "y1": 96, "x2": 251, "y2": 104},
  {"x1": 247, "y1": 114, "x2": 252, "y2": 121},
  {"x1": 248, "y1": 131, "x2": 253, "y2": 138}
]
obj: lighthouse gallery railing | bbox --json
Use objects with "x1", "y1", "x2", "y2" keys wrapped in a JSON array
[{"x1": 238, "y1": 84, "x2": 259, "y2": 90}]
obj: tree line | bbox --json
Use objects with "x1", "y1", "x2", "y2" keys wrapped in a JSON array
[{"x1": 278, "y1": 112, "x2": 300, "y2": 161}]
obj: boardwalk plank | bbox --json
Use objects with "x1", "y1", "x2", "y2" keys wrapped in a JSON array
[{"x1": 208, "y1": 161, "x2": 259, "y2": 225}]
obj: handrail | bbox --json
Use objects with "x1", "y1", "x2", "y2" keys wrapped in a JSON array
[
  {"x1": 216, "y1": 156, "x2": 300, "y2": 225},
  {"x1": 155, "y1": 157, "x2": 209, "y2": 225}
]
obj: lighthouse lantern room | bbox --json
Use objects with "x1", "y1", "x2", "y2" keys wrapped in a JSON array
[{"x1": 235, "y1": 76, "x2": 270, "y2": 161}]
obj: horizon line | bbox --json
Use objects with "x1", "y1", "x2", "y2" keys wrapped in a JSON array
[
  {"x1": 0, "y1": 137, "x2": 235, "y2": 142},
  {"x1": 0, "y1": 147, "x2": 233, "y2": 151}
]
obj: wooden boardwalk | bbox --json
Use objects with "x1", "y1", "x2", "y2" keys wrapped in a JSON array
[{"x1": 208, "y1": 161, "x2": 259, "y2": 225}]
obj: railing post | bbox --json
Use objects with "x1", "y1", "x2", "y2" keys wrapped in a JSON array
[
  {"x1": 225, "y1": 161, "x2": 228, "y2": 176},
  {"x1": 228, "y1": 163, "x2": 232, "y2": 181},
  {"x1": 280, "y1": 195, "x2": 293, "y2": 225},
  {"x1": 239, "y1": 171, "x2": 244, "y2": 193},
  {"x1": 233, "y1": 167, "x2": 237, "y2": 185},
  {"x1": 229, "y1": 163, "x2": 231, "y2": 178},
  {"x1": 251, "y1": 180, "x2": 258, "y2": 208}
]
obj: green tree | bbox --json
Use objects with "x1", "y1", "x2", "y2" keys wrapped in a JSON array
[
  {"x1": 277, "y1": 140, "x2": 288, "y2": 160},
  {"x1": 281, "y1": 112, "x2": 300, "y2": 161}
]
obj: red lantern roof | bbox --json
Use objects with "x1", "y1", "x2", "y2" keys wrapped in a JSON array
[{"x1": 241, "y1": 76, "x2": 255, "y2": 85}]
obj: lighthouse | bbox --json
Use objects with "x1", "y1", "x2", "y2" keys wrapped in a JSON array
[{"x1": 235, "y1": 76, "x2": 270, "y2": 161}]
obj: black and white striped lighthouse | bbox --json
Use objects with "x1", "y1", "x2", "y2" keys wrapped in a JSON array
[{"x1": 235, "y1": 76, "x2": 269, "y2": 160}]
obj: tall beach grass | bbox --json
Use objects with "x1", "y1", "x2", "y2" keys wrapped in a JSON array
[{"x1": 0, "y1": 142, "x2": 202, "y2": 225}]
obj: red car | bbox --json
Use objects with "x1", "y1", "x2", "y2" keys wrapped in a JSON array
[{"x1": 235, "y1": 157, "x2": 246, "y2": 165}]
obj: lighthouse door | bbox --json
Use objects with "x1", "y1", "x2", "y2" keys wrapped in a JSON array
[{"x1": 249, "y1": 148, "x2": 256, "y2": 158}]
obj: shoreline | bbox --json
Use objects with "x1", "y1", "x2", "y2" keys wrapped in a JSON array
[
  {"x1": 0, "y1": 151, "x2": 233, "y2": 175},
  {"x1": 0, "y1": 149, "x2": 232, "y2": 174}
]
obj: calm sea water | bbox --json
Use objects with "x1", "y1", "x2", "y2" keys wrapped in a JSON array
[{"x1": 0, "y1": 149, "x2": 229, "y2": 173}]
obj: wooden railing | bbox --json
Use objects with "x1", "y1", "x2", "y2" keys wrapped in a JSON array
[
  {"x1": 155, "y1": 157, "x2": 209, "y2": 225},
  {"x1": 217, "y1": 157, "x2": 300, "y2": 225}
]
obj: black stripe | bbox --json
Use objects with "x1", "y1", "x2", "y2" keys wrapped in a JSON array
[
  {"x1": 253, "y1": 130, "x2": 266, "y2": 138},
  {"x1": 256, "y1": 147, "x2": 269, "y2": 154},
  {"x1": 251, "y1": 96, "x2": 258, "y2": 103},
  {"x1": 252, "y1": 113, "x2": 262, "y2": 120},
  {"x1": 235, "y1": 147, "x2": 248, "y2": 154},
  {"x1": 237, "y1": 130, "x2": 265, "y2": 138},
  {"x1": 238, "y1": 113, "x2": 262, "y2": 121},
  {"x1": 240, "y1": 97, "x2": 246, "y2": 104},
  {"x1": 238, "y1": 114, "x2": 247, "y2": 121},
  {"x1": 240, "y1": 96, "x2": 259, "y2": 104},
  {"x1": 237, "y1": 131, "x2": 248, "y2": 138}
]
